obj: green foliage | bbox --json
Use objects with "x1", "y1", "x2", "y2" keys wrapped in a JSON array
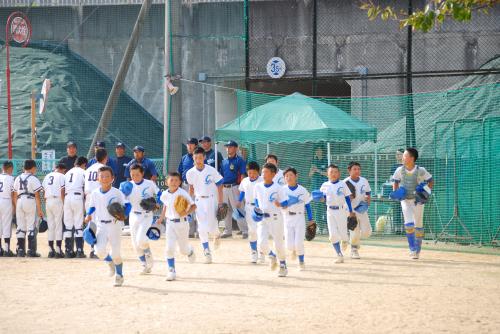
[{"x1": 360, "y1": 0, "x2": 498, "y2": 32}]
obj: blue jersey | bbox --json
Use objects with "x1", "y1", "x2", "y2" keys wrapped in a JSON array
[
  {"x1": 204, "y1": 149, "x2": 224, "y2": 172},
  {"x1": 113, "y1": 155, "x2": 132, "y2": 187},
  {"x1": 125, "y1": 157, "x2": 158, "y2": 180},
  {"x1": 87, "y1": 157, "x2": 117, "y2": 176},
  {"x1": 178, "y1": 153, "x2": 194, "y2": 182},
  {"x1": 221, "y1": 155, "x2": 246, "y2": 185}
]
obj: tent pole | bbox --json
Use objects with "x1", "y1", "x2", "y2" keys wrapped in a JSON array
[
  {"x1": 327, "y1": 142, "x2": 331, "y2": 165},
  {"x1": 266, "y1": 143, "x2": 270, "y2": 155},
  {"x1": 374, "y1": 144, "x2": 378, "y2": 220},
  {"x1": 215, "y1": 142, "x2": 218, "y2": 171}
]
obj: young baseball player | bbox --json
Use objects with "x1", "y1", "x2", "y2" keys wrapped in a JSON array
[
  {"x1": 84, "y1": 166, "x2": 130, "y2": 287},
  {"x1": 344, "y1": 162, "x2": 372, "y2": 259},
  {"x1": 391, "y1": 148, "x2": 433, "y2": 259},
  {"x1": 85, "y1": 148, "x2": 108, "y2": 259},
  {"x1": 186, "y1": 147, "x2": 224, "y2": 264},
  {"x1": 282, "y1": 167, "x2": 313, "y2": 270},
  {"x1": 0, "y1": 161, "x2": 16, "y2": 257},
  {"x1": 13, "y1": 160, "x2": 44, "y2": 257},
  {"x1": 318, "y1": 164, "x2": 355, "y2": 264},
  {"x1": 237, "y1": 161, "x2": 263, "y2": 263},
  {"x1": 253, "y1": 162, "x2": 290, "y2": 277},
  {"x1": 265, "y1": 154, "x2": 285, "y2": 186},
  {"x1": 64, "y1": 156, "x2": 88, "y2": 258},
  {"x1": 157, "y1": 172, "x2": 197, "y2": 281},
  {"x1": 125, "y1": 163, "x2": 161, "y2": 274},
  {"x1": 42, "y1": 163, "x2": 66, "y2": 258}
]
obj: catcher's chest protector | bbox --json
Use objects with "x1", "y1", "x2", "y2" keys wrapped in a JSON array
[{"x1": 401, "y1": 167, "x2": 420, "y2": 200}]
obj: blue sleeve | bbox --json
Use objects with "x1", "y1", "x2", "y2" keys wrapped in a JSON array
[
  {"x1": 177, "y1": 157, "x2": 183, "y2": 174},
  {"x1": 124, "y1": 203, "x2": 132, "y2": 216},
  {"x1": 86, "y1": 207, "x2": 96, "y2": 216},
  {"x1": 345, "y1": 196, "x2": 353, "y2": 212},
  {"x1": 305, "y1": 203, "x2": 313, "y2": 221},
  {"x1": 148, "y1": 159, "x2": 158, "y2": 176},
  {"x1": 238, "y1": 191, "x2": 245, "y2": 202},
  {"x1": 239, "y1": 157, "x2": 247, "y2": 175},
  {"x1": 156, "y1": 190, "x2": 163, "y2": 203},
  {"x1": 280, "y1": 200, "x2": 289, "y2": 207},
  {"x1": 254, "y1": 199, "x2": 259, "y2": 208},
  {"x1": 124, "y1": 162, "x2": 131, "y2": 178},
  {"x1": 219, "y1": 160, "x2": 225, "y2": 177},
  {"x1": 215, "y1": 179, "x2": 224, "y2": 186}
]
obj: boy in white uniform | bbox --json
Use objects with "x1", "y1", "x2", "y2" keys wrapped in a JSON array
[
  {"x1": 282, "y1": 167, "x2": 313, "y2": 270},
  {"x1": 13, "y1": 160, "x2": 44, "y2": 257},
  {"x1": 391, "y1": 148, "x2": 433, "y2": 259},
  {"x1": 84, "y1": 166, "x2": 130, "y2": 287},
  {"x1": 125, "y1": 163, "x2": 160, "y2": 274},
  {"x1": 186, "y1": 147, "x2": 224, "y2": 264},
  {"x1": 253, "y1": 162, "x2": 290, "y2": 277},
  {"x1": 157, "y1": 172, "x2": 197, "y2": 281},
  {"x1": 0, "y1": 161, "x2": 16, "y2": 257},
  {"x1": 344, "y1": 161, "x2": 372, "y2": 259},
  {"x1": 265, "y1": 154, "x2": 285, "y2": 186},
  {"x1": 318, "y1": 164, "x2": 355, "y2": 264},
  {"x1": 64, "y1": 156, "x2": 88, "y2": 258},
  {"x1": 237, "y1": 161, "x2": 263, "y2": 263},
  {"x1": 42, "y1": 163, "x2": 66, "y2": 258}
]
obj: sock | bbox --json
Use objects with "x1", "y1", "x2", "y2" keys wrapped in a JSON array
[
  {"x1": 17, "y1": 238, "x2": 25, "y2": 251},
  {"x1": 115, "y1": 263, "x2": 123, "y2": 276},
  {"x1": 75, "y1": 237, "x2": 84, "y2": 252},
  {"x1": 332, "y1": 242, "x2": 342, "y2": 256},
  {"x1": 279, "y1": 260, "x2": 286, "y2": 267},
  {"x1": 104, "y1": 254, "x2": 112, "y2": 262},
  {"x1": 48, "y1": 241, "x2": 54, "y2": 251},
  {"x1": 5, "y1": 238, "x2": 10, "y2": 251},
  {"x1": 415, "y1": 227, "x2": 424, "y2": 253},
  {"x1": 268, "y1": 250, "x2": 276, "y2": 257},
  {"x1": 56, "y1": 240, "x2": 62, "y2": 252},
  {"x1": 298, "y1": 254, "x2": 305, "y2": 263},
  {"x1": 249, "y1": 241, "x2": 257, "y2": 251},
  {"x1": 202, "y1": 242, "x2": 209, "y2": 250},
  {"x1": 404, "y1": 222, "x2": 416, "y2": 252},
  {"x1": 167, "y1": 258, "x2": 175, "y2": 269},
  {"x1": 65, "y1": 237, "x2": 72, "y2": 252},
  {"x1": 139, "y1": 255, "x2": 146, "y2": 263}
]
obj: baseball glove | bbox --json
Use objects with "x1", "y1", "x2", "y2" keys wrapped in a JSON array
[
  {"x1": 305, "y1": 221, "x2": 317, "y2": 241},
  {"x1": 140, "y1": 197, "x2": 158, "y2": 212},
  {"x1": 345, "y1": 180, "x2": 356, "y2": 198},
  {"x1": 347, "y1": 215, "x2": 358, "y2": 231},
  {"x1": 173, "y1": 195, "x2": 190, "y2": 216},
  {"x1": 107, "y1": 202, "x2": 126, "y2": 221},
  {"x1": 216, "y1": 202, "x2": 229, "y2": 221}
]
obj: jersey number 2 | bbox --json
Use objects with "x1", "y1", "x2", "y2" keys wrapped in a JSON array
[{"x1": 0, "y1": 181, "x2": 3, "y2": 192}]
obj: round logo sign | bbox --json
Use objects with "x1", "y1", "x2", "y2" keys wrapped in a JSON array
[
  {"x1": 266, "y1": 57, "x2": 286, "y2": 79},
  {"x1": 10, "y1": 16, "x2": 30, "y2": 44}
]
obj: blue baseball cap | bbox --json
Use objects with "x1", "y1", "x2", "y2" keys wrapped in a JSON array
[
  {"x1": 199, "y1": 136, "x2": 211, "y2": 143},
  {"x1": 224, "y1": 140, "x2": 238, "y2": 147},
  {"x1": 133, "y1": 145, "x2": 145, "y2": 152},
  {"x1": 95, "y1": 141, "x2": 106, "y2": 148},
  {"x1": 116, "y1": 142, "x2": 125, "y2": 148},
  {"x1": 66, "y1": 141, "x2": 77, "y2": 148},
  {"x1": 186, "y1": 138, "x2": 199, "y2": 145}
]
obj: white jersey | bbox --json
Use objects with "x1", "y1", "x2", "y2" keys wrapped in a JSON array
[
  {"x1": 186, "y1": 165, "x2": 223, "y2": 197},
  {"x1": 42, "y1": 171, "x2": 65, "y2": 199},
  {"x1": 344, "y1": 176, "x2": 371, "y2": 208},
  {"x1": 64, "y1": 167, "x2": 85, "y2": 195},
  {"x1": 84, "y1": 162, "x2": 105, "y2": 195},
  {"x1": 273, "y1": 169, "x2": 285, "y2": 186},
  {"x1": 88, "y1": 187, "x2": 126, "y2": 223},
  {"x1": 0, "y1": 173, "x2": 15, "y2": 200},
  {"x1": 14, "y1": 172, "x2": 43, "y2": 198},
  {"x1": 127, "y1": 179, "x2": 159, "y2": 212},
  {"x1": 160, "y1": 187, "x2": 194, "y2": 220},
  {"x1": 238, "y1": 176, "x2": 262, "y2": 205},
  {"x1": 281, "y1": 184, "x2": 311, "y2": 213},
  {"x1": 253, "y1": 181, "x2": 288, "y2": 214},
  {"x1": 320, "y1": 180, "x2": 351, "y2": 207}
]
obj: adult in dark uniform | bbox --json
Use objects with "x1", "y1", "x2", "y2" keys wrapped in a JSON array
[
  {"x1": 199, "y1": 136, "x2": 223, "y2": 173},
  {"x1": 125, "y1": 146, "x2": 158, "y2": 182},
  {"x1": 113, "y1": 142, "x2": 132, "y2": 188},
  {"x1": 87, "y1": 141, "x2": 118, "y2": 175},
  {"x1": 220, "y1": 140, "x2": 247, "y2": 238},
  {"x1": 58, "y1": 141, "x2": 78, "y2": 172},
  {"x1": 178, "y1": 138, "x2": 198, "y2": 237}
]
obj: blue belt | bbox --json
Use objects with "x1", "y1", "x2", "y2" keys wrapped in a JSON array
[
  {"x1": 133, "y1": 211, "x2": 142, "y2": 215},
  {"x1": 329, "y1": 206, "x2": 340, "y2": 210},
  {"x1": 100, "y1": 220, "x2": 112, "y2": 224}
]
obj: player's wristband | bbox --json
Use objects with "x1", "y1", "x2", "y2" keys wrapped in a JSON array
[
  {"x1": 124, "y1": 203, "x2": 132, "y2": 216},
  {"x1": 238, "y1": 191, "x2": 245, "y2": 202},
  {"x1": 305, "y1": 203, "x2": 313, "y2": 221},
  {"x1": 87, "y1": 207, "x2": 96, "y2": 216}
]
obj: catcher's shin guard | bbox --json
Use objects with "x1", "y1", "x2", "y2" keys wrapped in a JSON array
[
  {"x1": 415, "y1": 227, "x2": 424, "y2": 253},
  {"x1": 404, "y1": 222, "x2": 416, "y2": 252}
]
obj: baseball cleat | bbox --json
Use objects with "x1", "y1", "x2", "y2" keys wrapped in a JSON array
[
  {"x1": 213, "y1": 235, "x2": 221, "y2": 250},
  {"x1": 0, "y1": 249, "x2": 3, "y2": 257},
  {"x1": 351, "y1": 249, "x2": 360, "y2": 259},
  {"x1": 410, "y1": 251, "x2": 418, "y2": 260},
  {"x1": 204, "y1": 249, "x2": 212, "y2": 264},
  {"x1": 166, "y1": 268, "x2": 176, "y2": 281},
  {"x1": 75, "y1": 250, "x2": 86, "y2": 258},
  {"x1": 89, "y1": 251, "x2": 99, "y2": 259},
  {"x1": 54, "y1": 251, "x2": 64, "y2": 259},
  {"x1": 335, "y1": 255, "x2": 344, "y2": 264},
  {"x1": 17, "y1": 249, "x2": 26, "y2": 257},
  {"x1": 113, "y1": 275, "x2": 124, "y2": 287},
  {"x1": 220, "y1": 233, "x2": 232, "y2": 239},
  {"x1": 242, "y1": 233, "x2": 248, "y2": 239},
  {"x1": 299, "y1": 262, "x2": 306, "y2": 271},
  {"x1": 187, "y1": 249, "x2": 196, "y2": 263},
  {"x1": 140, "y1": 265, "x2": 152, "y2": 275},
  {"x1": 251, "y1": 250, "x2": 258, "y2": 264},
  {"x1": 108, "y1": 261, "x2": 116, "y2": 277},
  {"x1": 269, "y1": 255, "x2": 278, "y2": 271},
  {"x1": 3, "y1": 250, "x2": 15, "y2": 257},
  {"x1": 27, "y1": 250, "x2": 40, "y2": 258},
  {"x1": 258, "y1": 252, "x2": 265, "y2": 264},
  {"x1": 48, "y1": 250, "x2": 56, "y2": 258},
  {"x1": 64, "y1": 250, "x2": 75, "y2": 258},
  {"x1": 145, "y1": 252, "x2": 154, "y2": 271},
  {"x1": 278, "y1": 264, "x2": 288, "y2": 277}
]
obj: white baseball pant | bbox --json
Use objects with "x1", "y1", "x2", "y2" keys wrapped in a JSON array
[
  {"x1": 0, "y1": 198, "x2": 13, "y2": 238},
  {"x1": 95, "y1": 221, "x2": 123, "y2": 264},
  {"x1": 401, "y1": 199, "x2": 425, "y2": 228},
  {"x1": 195, "y1": 195, "x2": 220, "y2": 244},
  {"x1": 244, "y1": 203, "x2": 258, "y2": 242},
  {"x1": 222, "y1": 186, "x2": 247, "y2": 234},
  {"x1": 350, "y1": 212, "x2": 372, "y2": 247},
  {"x1": 15, "y1": 197, "x2": 36, "y2": 238},
  {"x1": 45, "y1": 197, "x2": 64, "y2": 241},
  {"x1": 283, "y1": 213, "x2": 306, "y2": 256},
  {"x1": 64, "y1": 194, "x2": 84, "y2": 238},
  {"x1": 257, "y1": 213, "x2": 286, "y2": 261},
  {"x1": 327, "y1": 207, "x2": 349, "y2": 244},
  {"x1": 129, "y1": 211, "x2": 153, "y2": 256},
  {"x1": 165, "y1": 219, "x2": 193, "y2": 258}
]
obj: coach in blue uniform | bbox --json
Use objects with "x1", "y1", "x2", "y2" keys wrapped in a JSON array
[
  {"x1": 87, "y1": 141, "x2": 117, "y2": 174},
  {"x1": 200, "y1": 136, "x2": 223, "y2": 173},
  {"x1": 178, "y1": 138, "x2": 198, "y2": 237},
  {"x1": 113, "y1": 142, "x2": 132, "y2": 187},
  {"x1": 59, "y1": 141, "x2": 78, "y2": 172},
  {"x1": 125, "y1": 146, "x2": 158, "y2": 182},
  {"x1": 220, "y1": 140, "x2": 247, "y2": 238}
]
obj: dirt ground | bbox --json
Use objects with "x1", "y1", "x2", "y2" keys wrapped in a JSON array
[{"x1": 1, "y1": 234, "x2": 499, "y2": 334}]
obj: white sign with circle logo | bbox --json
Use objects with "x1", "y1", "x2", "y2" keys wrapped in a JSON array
[{"x1": 266, "y1": 57, "x2": 286, "y2": 79}]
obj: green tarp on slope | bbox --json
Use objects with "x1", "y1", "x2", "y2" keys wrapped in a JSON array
[
  {"x1": 215, "y1": 92, "x2": 377, "y2": 144},
  {"x1": 0, "y1": 44, "x2": 163, "y2": 159}
]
